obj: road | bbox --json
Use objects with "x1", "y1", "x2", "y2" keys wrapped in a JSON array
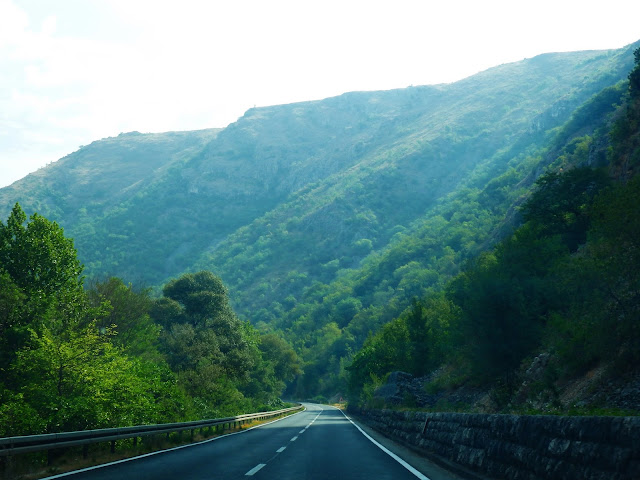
[{"x1": 45, "y1": 404, "x2": 456, "y2": 480}]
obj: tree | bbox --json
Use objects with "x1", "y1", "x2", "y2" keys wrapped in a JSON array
[
  {"x1": 151, "y1": 271, "x2": 257, "y2": 416},
  {"x1": 445, "y1": 233, "x2": 559, "y2": 383},
  {"x1": 0, "y1": 204, "x2": 90, "y2": 390},
  {"x1": 404, "y1": 299, "x2": 429, "y2": 375},
  {"x1": 558, "y1": 176, "x2": 640, "y2": 368},
  {"x1": 521, "y1": 168, "x2": 610, "y2": 251},
  {"x1": 87, "y1": 277, "x2": 160, "y2": 357},
  {"x1": 628, "y1": 47, "x2": 640, "y2": 99},
  {"x1": 162, "y1": 271, "x2": 230, "y2": 327},
  {"x1": 12, "y1": 322, "x2": 184, "y2": 432},
  {"x1": 608, "y1": 48, "x2": 640, "y2": 179},
  {"x1": 258, "y1": 333, "x2": 301, "y2": 383},
  {"x1": 0, "y1": 203, "x2": 84, "y2": 303},
  {"x1": 0, "y1": 272, "x2": 25, "y2": 344},
  {"x1": 0, "y1": 206, "x2": 187, "y2": 435}
]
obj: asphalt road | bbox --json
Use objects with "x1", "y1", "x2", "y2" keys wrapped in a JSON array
[{"x1": 45, "y1": 404, "x2": 455, "y2": 480}]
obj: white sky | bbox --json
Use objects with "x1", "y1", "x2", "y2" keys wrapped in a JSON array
[{"x1": 1, "y1": 0, "x2": 639, "y2": 188}]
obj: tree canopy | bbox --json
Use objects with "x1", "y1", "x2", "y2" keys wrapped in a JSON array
[{"x1": 0, "y1": 205, "x2": 300, "y2": 436}]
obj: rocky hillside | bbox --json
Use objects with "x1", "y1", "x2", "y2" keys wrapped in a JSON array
[
  {"x1": 372, "y1": 359, "x2": 640, "y2": 415},
  {"x1": 1, "y1": 45, "x2": 635, "y2": 296},
  {"x1": 2, "y1": 41, "x2": 639, "y2": 399}
]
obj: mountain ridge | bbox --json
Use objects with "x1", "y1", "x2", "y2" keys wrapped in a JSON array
[{"x1": 1, "y1": 44, "x2": 638, "y2": 365}]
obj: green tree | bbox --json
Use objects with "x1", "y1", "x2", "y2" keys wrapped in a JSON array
[
  {"x1": 0, "y1": 206, "x2": 186, "y2": 435},
  {"x1": 610, "y1": 48, "x2": 640, "y2": 178},
  {"x1": 552, "y1": 176, "x2": 640, "y2": 371},
  {"x1": 0, "y1": 204, "x2": 91, "y2": 391},
  {"x1": 521, "y1": 168, "x2": 610, "y2": 251},
  {"x1": 0, "y1": 272, "x2": 25, "y2": 349},
  {"x1": 446, "y1": 223, "x2": 566, "y2": 383},
  {"x1": 151, "y1": 271, "x2": 258, "y2": 416},
  {"x1": 0, "y1": 203, "x2": 84, "y2": 304},
  {"x1": 87, "y1": 277, "x2": 160, "y2": 357},
  {"x1": 258, "y1": 333, "x2": 302, "y2": 383},
  {"x1": 162, "y1": 271, "x2": 231, "y2": 327},
  {"x1": 346, "y1": 318, "x2": 409, "y2": 402},
  {"x1": 12, "y1": 322, "x2": 184, "y2": 431},
  {"x1": 628, "y1": 47, "x2": 640, "y2": 99}
]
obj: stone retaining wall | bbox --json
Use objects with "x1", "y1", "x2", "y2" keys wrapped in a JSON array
[{"x1": 349, "y1": 407, "x2": 640, "y2": 479}]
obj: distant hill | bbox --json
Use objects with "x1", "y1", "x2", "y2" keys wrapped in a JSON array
[{"x1": 1, "y1": 41, "x2": 638, "y2": 397}]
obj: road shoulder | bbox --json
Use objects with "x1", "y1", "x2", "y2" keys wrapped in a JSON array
[{"x1": 345, "y1": 410, "x2": 491, "y2": 480}]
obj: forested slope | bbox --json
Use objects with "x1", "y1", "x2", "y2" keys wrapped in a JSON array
[
  {"x1": 0, "y1": 46, "x2": 635, "y2": 293},
  {"x1": 1, "y1": 41, "x2": 639, "y2": 402},
  {"x1": 347, "y1": 47, "x2": 640, "y2": 412}
]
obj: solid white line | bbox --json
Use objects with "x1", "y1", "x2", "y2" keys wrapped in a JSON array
[
  {"x1": 245, "y1": 463, "x2": 266, "y2": 476},
  {"x1": 335, "y1": 408, "x2": 431, "y2": 480},
  {"x1": 290, "y1": 435, "x2": 298, "y2": 442},
  {"x1": 42, "y1": 408, "x2": 307, "y2": 479},
  {"x1": 276, "y1": 446, "x2": 286, "y2": 453}
]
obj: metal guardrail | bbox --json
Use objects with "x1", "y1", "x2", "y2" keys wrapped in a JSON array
[{"x1": 0, "y1": 404, "x2": 304, "y2": 457}]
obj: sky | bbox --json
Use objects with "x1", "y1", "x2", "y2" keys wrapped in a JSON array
[{"x1": 1, "y1": 0, "x2": 639, "y2": 188}]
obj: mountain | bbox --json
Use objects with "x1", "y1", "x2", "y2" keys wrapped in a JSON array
[{"x1": 1, "y1": 41, "x2": 638, "y2": 397}]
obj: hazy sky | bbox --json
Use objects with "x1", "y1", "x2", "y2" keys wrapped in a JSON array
[{"x1": 1, "y1": 0, "x2": 639, "y2": 188}]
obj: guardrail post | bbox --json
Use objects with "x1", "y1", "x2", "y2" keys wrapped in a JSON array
[{"x1": 0, "y1": 403, "x2": 303, "y2": 468}]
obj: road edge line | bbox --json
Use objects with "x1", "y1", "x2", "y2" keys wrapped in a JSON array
[
  {"x1": 42, "y1": 408, "x2": 307, "y2": 479},
  {"x1": 334, "y1": 407, "x2": 431, "y2": 480}
]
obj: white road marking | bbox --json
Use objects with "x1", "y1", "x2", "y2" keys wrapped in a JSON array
[
  {"x1": 245, "y1": 463, "x2": 266, "y2": 476},
  {"x1": 336, "y1": 407, "x2": 432, "y2": 480},
  {"x1": 290, "y1": 435, "x2": 298, "y2": 441},
  {"x1": 307, "y1": 411, "x2": 321, "y2": 427},
  {"x1": 41, "y1": 408, "x2": 307, "y2": 479},
  {"x1": 277, "y1": 446, "x2": 286, "y2": 453},
  {"x1": 299, "y1": 429, "x2": 306, "y2": 433}
]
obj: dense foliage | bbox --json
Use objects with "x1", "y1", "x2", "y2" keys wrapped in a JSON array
[
  {"x1": 0, "y1": 208, "x2": 299, "y2": 436},
  {"x1": 347, "y1": 48, "x2": 640, "y2": 407},
  {"x1": 1, "y1": 42, "x2": 638, "y2": 408},
  {"x1": 348, "y1": 170, "x2": 640, "y2": 406}
]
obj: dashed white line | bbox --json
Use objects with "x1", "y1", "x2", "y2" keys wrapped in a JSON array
[
  {"x1": 290, "y1": 435, "x2": 298, "y2": 442},
  {"x1": 245, "y1": 463, "x2": 266, "y2": 476},
  {"x1": 299, "y1": 429, "x2": 306, "y2": 433},
  {"x1": 276, "y1": 446, "x2": 286, "y2": 453},
  {"x1": 42, "y1": 408, "x2": 306, "y2": 479}
]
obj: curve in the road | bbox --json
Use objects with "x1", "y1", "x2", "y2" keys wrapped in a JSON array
[{"x1": 42, "y1": 404, "x2": 436, "y2": 480}]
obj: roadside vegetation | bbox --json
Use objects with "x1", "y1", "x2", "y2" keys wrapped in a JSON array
[
  {"x1": 346, "y1": 49, "x2": 640, "y2": 411},
  {"x1": 1, "y1": 48, "x2": 639, "y2": 465},
  {"x1": 0, "y1": 208, "x2": 301, "y2": 438}
]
